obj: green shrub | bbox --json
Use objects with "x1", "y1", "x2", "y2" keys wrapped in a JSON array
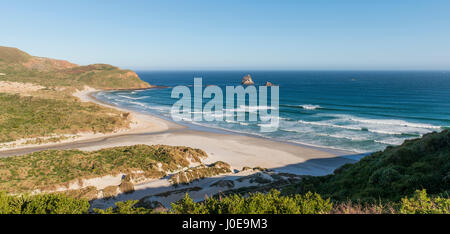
[
  {"x1": 2, "y1": 189, "x2": 449, "y2": 214},
  {"x1": 293, "y1": 130, "x2": 450, "y2": 202},
  {"x1": 94, "y1": 200, "x2": 153, "y2": 214},
  {"x1": 171, "y1": 190, "x2": 333, "y2": 214},
  {"x1": 171, "y1": 193, "x2": 209, "y2": 214},
  {"x1": 399, "y1": 189, "x2": 450, "y2": 214},
  {"x1": 0, "y1": 192, "x2": 89, "y2": 214}
]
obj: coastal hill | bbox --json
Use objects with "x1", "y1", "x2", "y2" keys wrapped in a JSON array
[
  {"x1": 289, "y1": 130, "x2": 450, "y2": 202},
  {"x1": 0, "y1": 46, "x2": 151, "y2": 90},
  {"x1": 0, "y1": 46, "x2": 151, "y2": 144}
]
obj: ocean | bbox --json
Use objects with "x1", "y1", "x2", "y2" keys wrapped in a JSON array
[{"x1": 93, "y1": 71, "x2": 450, "y2": 154}]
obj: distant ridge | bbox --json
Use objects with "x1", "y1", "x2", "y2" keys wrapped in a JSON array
[
  {"x1": 0, "y1": 46, "x2": 151, "y2": 90},
  {"x1": 0, "y1": 46, "x2": 32, "y2": 63}
]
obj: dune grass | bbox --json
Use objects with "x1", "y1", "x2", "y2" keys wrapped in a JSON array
[
  {"x1": 169, "y1": 161, "x2": 232, "y2": 185},
  {"x1": 0, "y1": 92, "x2": 131, "y2": 143},
  {"x1": 0, "y1": 145, "x2": 207, "y2": 193}
]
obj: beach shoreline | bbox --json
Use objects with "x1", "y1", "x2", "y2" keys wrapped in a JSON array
[
  {"x1": 0, "y1": 87, "x2": 358, "y2": 176},
  {"x1": 90, "y1": 87, "x2": 360, "y2": 156}
]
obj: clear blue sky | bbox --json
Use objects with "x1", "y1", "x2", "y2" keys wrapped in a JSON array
[{"x1": 1, "y1": 0, "x2": 450, "y2": 70}]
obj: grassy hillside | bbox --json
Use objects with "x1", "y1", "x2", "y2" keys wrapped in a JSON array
[
  {"x1": 0, "y1": 46, "x2": 152, "y2": 143},
  {"x1": 0, "y1": 92, "x2": 130, "y2": 143},
  {"x1": 0, "y1": 46, "x2": 31, "y2": 63},
  {"x1": 287, "y1": 130, "x2": 450, "y2": 202}
]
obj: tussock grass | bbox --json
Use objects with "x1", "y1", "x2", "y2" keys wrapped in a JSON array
[
  {"x1": 169, "y1": 161, "x2": 231, "y2": 185},
  {"x1": 0, "y1": 145, "x2": 207, "y2": 193},
  {"x1": 60, "y1": 186, "x2": 99, "y2": 200}
]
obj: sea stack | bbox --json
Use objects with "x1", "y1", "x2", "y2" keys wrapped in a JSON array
[{"x1": 242, "y1": 74, "x2": 255, "y2": 85}]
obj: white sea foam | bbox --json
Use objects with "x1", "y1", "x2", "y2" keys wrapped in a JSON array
[
  {"x1": 297, "y1": 114, "x2": 442, "y2": 136},
  {"x1": 347, "y1": 117, "x2": 441, "y2": 129},
  {"x1": 287, "y1": 139, "x2": 368, "y2": 154},
  {"x1": 128, "y1": 101, "x2": 148, "y2": 108},
  {"x1": 96, "y1": 90, "x2": 443, "y2": 154},
  {"x1": 260, "y1": 116, "x2": 289, "y2": 121},
  {"x1": 297, "y1": 120, "x2": 362, "y2": 131},
  {"x1": 374, "y1": 138, "x2": 406, "y2": 145},
  {"x1": 225, "y1": 105, "x2": 277, "y2": 113},
  {"x1": 367, "y1": 129, "x2": 407, "y2": 135},
  {"x1": 117, "y1": 95, "x2": 149, "y2": 100},
  {"x1": 316, "y1": 133, "x2": 368, "y2": 141},
  {"x1": 300, "y1": 104, "x2": 321, "y2": 110}
]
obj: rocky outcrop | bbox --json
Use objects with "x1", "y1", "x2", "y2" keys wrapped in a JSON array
[
  {"x1": 169, "y1": 161, "x2": 231, "y2": 185},
  {"x1": 264, "y1": 81, "x2": 278, "y2": 86},
  {"x1": 242, "y1": 74, "x2": 255, "y2": 85}
]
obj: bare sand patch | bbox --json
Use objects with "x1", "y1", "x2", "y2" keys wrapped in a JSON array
[{"x1": 0, "y1": 81, "x2": 45, "y2": 93}]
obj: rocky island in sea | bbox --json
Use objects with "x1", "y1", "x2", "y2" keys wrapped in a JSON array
[{"x1": 241, "y1": 74, "x2": 255, "y2": 85}]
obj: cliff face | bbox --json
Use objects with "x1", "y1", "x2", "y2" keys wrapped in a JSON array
[
  {"x1": 0, "y1": 46, "x2": 151, "y2": 90},
  {"x1": 242, "y1": 74, "x2": 255, "y2": 85}
]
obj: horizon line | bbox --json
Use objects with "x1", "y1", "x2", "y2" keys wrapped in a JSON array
[{"x1": 130, "y1": 68, "x2": 450, "y2": 72}]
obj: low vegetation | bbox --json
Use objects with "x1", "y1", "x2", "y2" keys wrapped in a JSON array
[
  {"x1": 170, "y1": 190, "x2": 332, "y2": 214},
  {"x1": 0, "y1": 192, "x2": 90, "y2": 214},
  {"x1": 0, "y1": 93, "x2": 131, "y2": 143},
  {"x1": 0, "y1": 145, "x2": 207, "y2": 193},
  {"x1": 1, "y1": 189, "x2": 447, "y2": 214}
]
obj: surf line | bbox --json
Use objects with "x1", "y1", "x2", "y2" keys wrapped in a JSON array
[{"x1": 170, "y1": 77, "x2": 280, "y2": 132}]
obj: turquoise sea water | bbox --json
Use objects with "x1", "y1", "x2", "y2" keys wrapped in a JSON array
[{"x1": 94, "y1": 71, "x2": 450, "y2": 153}]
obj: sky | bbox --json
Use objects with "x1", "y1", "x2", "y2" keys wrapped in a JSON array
[{"x1": 1, "y1": 0, "x2": 450, "y2": 70}]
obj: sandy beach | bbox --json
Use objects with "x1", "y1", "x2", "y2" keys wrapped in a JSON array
[{"x1": 1, "y1": 87, "x2": 356, "y2": 177}]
